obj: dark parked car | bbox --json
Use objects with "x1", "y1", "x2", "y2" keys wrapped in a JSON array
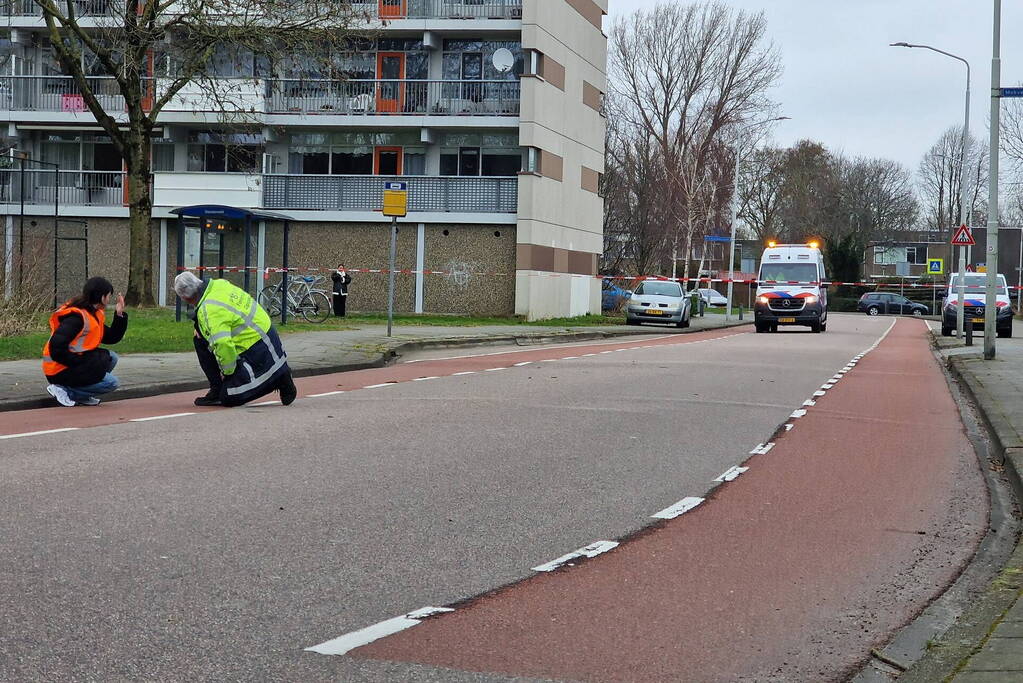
[{"x1": 857, "y1": 292, "x2": 929, "y2": 317}]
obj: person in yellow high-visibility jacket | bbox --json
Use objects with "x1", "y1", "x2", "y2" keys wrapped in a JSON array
[{"x1": 173, "y1": 272, "x2": 296, "y2": 407}]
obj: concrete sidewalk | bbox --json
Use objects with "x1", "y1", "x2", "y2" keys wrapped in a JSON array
[
  {"x1": 1, "y1": 316, "x2": 746, "y2": 412},
  {"x1": 899, "y1": 331, "x2": 1023, "y2": 682}
]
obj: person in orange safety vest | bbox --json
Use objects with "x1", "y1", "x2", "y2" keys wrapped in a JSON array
[{"x1": 42, "y1": 277, "x2": 128, "y2": 407}]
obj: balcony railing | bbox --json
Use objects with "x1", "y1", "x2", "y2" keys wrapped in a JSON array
[
  {"x1": 266, "y1": 79, "x2": 519, "y2": 116},
  {"x1": 0, "y1": 169, "x2": 124, "y2": 206},
  {"x1": 0, "y1": 76, "x2": 126, "y2": 112},
  {"x1": 1, "y1": 0, "x2": 115, "y2": 16},
  {"x1": 263, "y1": 174, "x2": 517, "y2": 213},
  {"x1": 1, "y1": 0, "x2": 523, "y2": 19},
  {"x1": 351, "y1": 0, "x2": 522, "y2": 20},
  {"x1": 0, "y1": 76, "x2": 520, "y2": 117}
]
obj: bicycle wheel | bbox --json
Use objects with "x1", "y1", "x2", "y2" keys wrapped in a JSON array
[
  {"x1": 259, "y1": 286, "x2": 282, "y2": 317},
  {"x1": 299, "y1": 291, "x2": 331, "y2": 323}
]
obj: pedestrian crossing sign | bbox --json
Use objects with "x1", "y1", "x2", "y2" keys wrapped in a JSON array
[{"x1": 927, "y1": 258, "x2": 944, "y2": 275}]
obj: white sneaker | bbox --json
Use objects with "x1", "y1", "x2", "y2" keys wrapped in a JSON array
[
  {"x1": 46, "y1": 384, "x2": 75, "y2": 407},
  {"x1": 76, "y1": 397, "x2": 101, "y2": 406}
]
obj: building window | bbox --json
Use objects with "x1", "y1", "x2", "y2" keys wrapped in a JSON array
[
  {"x1": 525, "y1": 50, "x2": 544, "y2": 78},
  {"x1": 524, "y1": 147, "x2": 541, "y2": 174},
  {"x1": 906, "y1": 246, "x2": 927, "y2": 265},
  {"x1": 187, "y1": 131, "x2": 263, "y2": 173}
]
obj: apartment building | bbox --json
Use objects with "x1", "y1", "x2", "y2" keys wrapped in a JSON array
[{"x1": 0, "y1": 0, "x2": 607, "y2": 319}]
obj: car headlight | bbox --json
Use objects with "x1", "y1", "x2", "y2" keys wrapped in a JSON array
[
  {"x1": 804, "y1": 295, "x2": 818, "y2": 305},
  {"x1": 756, "y1": 296, "x2": 769, "y2": 305}
]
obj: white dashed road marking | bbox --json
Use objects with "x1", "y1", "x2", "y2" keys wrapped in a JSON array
[
  {"x1": 305, "y1": 606, "x2": 455, "y2": 656},
  {"x1": 652, "y1": 497, "x2": 705, "y2": 520},
  {"x1": 532, "y1": 541, "x2": 620, "y2": 572},
  {"x1": 0, "y1": 427, "x2": 80, "y2": 440},
  {"x1": 129, "y1": 412, "x2": 196, "y2": 422}
]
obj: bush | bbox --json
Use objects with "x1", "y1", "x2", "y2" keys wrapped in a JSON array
[{"x1": 828, "y1": 297, "x2": 861, "y2": 313}]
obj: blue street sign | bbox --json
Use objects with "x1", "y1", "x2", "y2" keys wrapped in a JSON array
[
  {"x1": 703, "y1": 235, "x2": 732, "y2": 242},
  {"x1": 1001, "y1": 87, "x2": 1023, "y2": 98},
  {"x1": 384, "y1": 181, "x2": 408, "y2": 191}
]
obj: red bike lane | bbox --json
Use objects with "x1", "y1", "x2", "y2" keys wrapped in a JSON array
[{"x1": 348, "y1": 319, "x2": 988, "y2": 681}]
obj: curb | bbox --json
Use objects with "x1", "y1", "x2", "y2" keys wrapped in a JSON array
[
  {"x1": 894, "y1": 337, "x2": 1023, "y2": 682},
  {"x1": 2, "y1": 322, "x2": 749, "y2": 413}
]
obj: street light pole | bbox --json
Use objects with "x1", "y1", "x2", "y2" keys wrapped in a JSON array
[
  {"x1": 890, "y1": 42, "x2": 970, "y2": 341},
  {"x1": 984, "y1": 0, "x2": 1001, "y2": 359},
  {"x1": 726, "y1": 116, "x2": 790, "y2": 321}
]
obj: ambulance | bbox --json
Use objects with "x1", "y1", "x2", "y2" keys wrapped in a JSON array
[{"x1": 754, "y1": 242, "x2": 829, "y2": 333}]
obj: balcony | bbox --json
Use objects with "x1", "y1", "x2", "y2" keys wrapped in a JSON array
[
  {"x1": 0, "y1": 76, "x2": 520, "y2": 118},
  {"x1": 0, "y1": 76, "x2": 127, "y2": 112},
  {"x1": 1, "y1": 0, "x2": 523, "y2": 20},
  {"x1": 0, "y1": 169, "x2": 124, "y2": 207},
  {"x1": 353, "y1": 0, "x2": 522, "y2": 20},
  {"x1": 262, "y1": 174, "x2": 517, "y2": 213},
  {"x1": 266, "y1": 79, "x2": 519, "y2": 117}
]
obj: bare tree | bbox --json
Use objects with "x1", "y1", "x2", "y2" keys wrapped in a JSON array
[
  {"x1": 602, "y1": 112, "x2": 670, "y2": 276},
  {"x1": 918, "y1": 125, "x2": 987, "y2": 238},
  {"x1": 34, "y1": 0, "x2": 369, "y2": 305},
  {"x1": 737, "y1": 145, "x2": 785, "y2": 240},
  {"x1": 609, "y1": 0, "x2": 781, "y2": 283}
]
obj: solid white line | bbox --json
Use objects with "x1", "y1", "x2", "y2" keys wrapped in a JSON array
[
  {"x1": 129, "y1": 412, "x2": 196, "y2": 422},
  {"x1": 401, "y1": 335, "x2": 678, "y2": 364},
  {"x1": 532, "y1": 541, "x2": 620, "y2": 572},
  {"x1": 364, "y1": 383, "x2": 394, "y2": 389},
  {"x1": 0, "y1": 427, "x2": 80, "y2": 440},
  {"x1": 308, "y1": 390, "x2": 345, "y2": 397},
  {"x1": 412, "y1": 377, "x2": 440, "y2": 381},
  {"x1": 715, "y1": 466, "x2": 749, "y2": 482},
  {"x1": 305, "y1": 606, "x2": 454, "y2": 656},
  {"x1": 652, "y1": 497, "x2": 704, "y2": 520}
]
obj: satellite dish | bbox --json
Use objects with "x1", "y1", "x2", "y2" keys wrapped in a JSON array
[{"x1": 492, "y1": 48, "x2": 515, "y2": 74}]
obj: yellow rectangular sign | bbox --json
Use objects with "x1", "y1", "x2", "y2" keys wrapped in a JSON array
[
  {"x1": 927, "y1": 258, "x2": 944, "y2": 275},
  {"x1": 382, "y1": 181, "x2": 408, "y2": 217}
]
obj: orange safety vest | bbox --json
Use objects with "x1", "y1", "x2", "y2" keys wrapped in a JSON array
[{"x1": 42, "y1": 304, "x2": 105, "y2": 376}]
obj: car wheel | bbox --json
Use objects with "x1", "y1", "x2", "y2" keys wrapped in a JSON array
[
  {"x1": 912, "y1": 309, "x2": 923, "y2": 317},
  {"x1": 821, "y1": 322, "x2": 827, "y2": 333},
  {"x1": 755, "y1": 323, "x2": 768, "y2": 333},
  {"x1": 626, "y1": 317, "x2": 639, "y2": 326},
  {"x1": 770, "y1": 324, "x2": 778, "y2": 333},
  {"x1": 998, "y1": 325, "x2": 1012, "y2": 339},
  {"x1": 867, "y1": 306, "x2": 880, "y2": 316},
  {"x1": 811, "y1": 321, "x2": 822, "y2": 334},
  {"x1": 941, "y1": 325, "x2": 952, "y2": 337}
]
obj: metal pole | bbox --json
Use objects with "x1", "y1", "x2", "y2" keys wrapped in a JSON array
[
  {"x1": 984, "y1": 0, "x2": 1001, "y2": 359},
  {"x1": 17, "y1": 157, "x2": 23, "y2": 289},
  {"x1": 52, "y1": 162, "x2": 59, "y2": 307},
  {"x1": 387, "y1": 216, "x2": 397, "y2": 337},
  {"x1": 243, "y1": 215, "x2": 251, "y2": 295},
  {"x1": 175, "y1": 215, "x2": 184, "y2": 322},
  {"x1": 1017, "y1": 227, "x2": 1022, "y2": 311},
  {"x1": 281, "y1": 220, "x2": 290, "y2": 325},
  {"x1": 726, "y1": 146, "x2": 741, "y2": 321},
  {"x1": 957, "y1": 61, "x2": 971, "y2": 340}
]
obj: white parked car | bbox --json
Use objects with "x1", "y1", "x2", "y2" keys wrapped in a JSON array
[
  {"x1": 626, "y1": 280, "x2": 692, "y2": 328},
  {"x1": 695, "y1": 288, "x2": 728, "y2": 307}
]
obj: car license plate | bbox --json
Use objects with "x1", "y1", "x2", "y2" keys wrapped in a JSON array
[
  {"x1": 778, "y1": 317, "x2": 796, "y2": 323},
  {"x1": 646, "y1": 309, "x2": 664, "y2": 315},
  {"x1": 972, "y1": 318, "x2": 984, "y2": 323}
]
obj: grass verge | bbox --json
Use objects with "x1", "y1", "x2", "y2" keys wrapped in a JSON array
[{"x1": 0, "y1": 308, "x2": 625, "y2": 361}]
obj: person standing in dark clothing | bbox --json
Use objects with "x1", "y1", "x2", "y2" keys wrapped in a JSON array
[
  {"x1": 331, "y1": 263, "x2": 352, "y2": 317},
  {"x1": 42, "y1": 276, "x2": 128, "y2": 406}
]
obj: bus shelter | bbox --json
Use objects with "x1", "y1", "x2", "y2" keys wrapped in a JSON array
[{"x1": 171, "y1": 205, "x2": 294, "y2": 323}]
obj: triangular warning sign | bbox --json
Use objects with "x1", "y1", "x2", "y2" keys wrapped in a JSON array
[{"x1": 951, "y1": 225, "x2": 975, "y2": 246}]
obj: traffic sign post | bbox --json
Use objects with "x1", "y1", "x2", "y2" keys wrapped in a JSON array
[
  {"x1": 382, "y1": 182, "x2": 408, "y2": 337},
  {"x1": 950, "y1": 225, "x2": 974, "y2": 341}
]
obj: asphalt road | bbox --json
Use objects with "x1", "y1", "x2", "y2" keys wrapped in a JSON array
[{"x1": 0, "y1": 315, "x2": 987, "y2": 681}]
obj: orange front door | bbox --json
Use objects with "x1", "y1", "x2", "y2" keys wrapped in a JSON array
[
  {"x1": 378, "y1": 0, "x2": 406, "y2": 19},
  {"x1": 374, "y1": 147, "x2": 403, "y2": 176},
  {"x1": 376, "y1": 52, "x2": 405, "y2": 113}
]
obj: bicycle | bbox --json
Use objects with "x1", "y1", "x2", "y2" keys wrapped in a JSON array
[{"x1": 258, "y1": 273, "x2": 332, "y2": 323}]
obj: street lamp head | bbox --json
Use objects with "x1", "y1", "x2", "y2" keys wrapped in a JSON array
[{"x1": 890, "y1": 42, "x2": 912, "y2": 48}]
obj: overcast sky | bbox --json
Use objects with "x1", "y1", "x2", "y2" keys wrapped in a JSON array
[{"x1": 607, "y1": 1, "x2": 1021, "y2": 175}]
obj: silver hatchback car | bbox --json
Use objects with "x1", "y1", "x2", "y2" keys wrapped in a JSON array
[{"x1": 626, "y1": 280, "x2": 692, "y2": 327}]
